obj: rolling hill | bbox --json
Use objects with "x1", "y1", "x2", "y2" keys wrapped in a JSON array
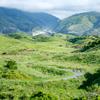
[
  {"x1": 0, "y1": 7, "x2": 60, "y2": 34},
  {"x1": 56, "y1": 11, "x2": 100, "y2": 36}
]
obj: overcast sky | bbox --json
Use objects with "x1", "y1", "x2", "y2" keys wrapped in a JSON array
[{"x1": 0, "y1": 0, "x2": 100, "y2": 19}]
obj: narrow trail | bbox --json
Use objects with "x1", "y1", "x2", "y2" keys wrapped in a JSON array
[{"x1": 40, "y1": 69, "x2": 84, "y2": 83}]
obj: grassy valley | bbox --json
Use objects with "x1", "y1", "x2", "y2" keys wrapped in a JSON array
[{"x1": 0, "y1": 33, "x2": 100, "y2": 99}]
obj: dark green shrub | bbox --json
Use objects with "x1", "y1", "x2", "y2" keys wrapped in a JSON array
[
  {"x1": 4, "y1": 60, "x2": 17, "y2": 70},
  {"x1": 8, "y1": 33, "x2": 22, "y2": 39},
  {"x1": 0, "y1": 93, "x2": 14, "y2": 100},
  {"x1": 19, "y1": 94, "x2": 28, "y2": 100},
  {"x1": 68, "y1": 36, "x2": 86, "y2": 44},
  {"x1": 30, "y1": 91, "x2": 58, "y2": 100},
  {"x1": 80, "y1": 37, "x2": 100, "y2": 52},
  {"x1": 79, "y1": 69, "x2": 100, "y2": 90},
  {"x1": 32, "y1": 34, "x2": 51, "y2": 42}
]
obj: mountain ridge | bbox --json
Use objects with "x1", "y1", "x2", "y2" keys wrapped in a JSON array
[
  {"x1": 0, "y1": 7, "x2": 60, "y2": 34},
  {"x1": 56, "y1": 11, "x2": 100, "y2": 36},
  {"x1": 0, "y1": 7, "x2": 100, "y2": 36}
]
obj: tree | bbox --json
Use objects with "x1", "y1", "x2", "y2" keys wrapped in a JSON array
[{"x1": 79, "y1": 69, "x2": 100, "y2": 90}]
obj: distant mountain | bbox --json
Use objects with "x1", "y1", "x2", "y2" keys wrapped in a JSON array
[
  {"x1": 0, "y1": 7, "x2": 60, "y2": 34},
  {"x1": 1, "y1": 8, "x2": 100, "y2": 36},
  {"x1": 56, "y1": 12, "x2": 100, "y2": 36}
]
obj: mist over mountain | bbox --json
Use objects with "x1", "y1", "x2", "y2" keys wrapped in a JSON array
[
  {"x1": 0, "y1": 7, "x2": 60, "y2": 34},
  {"x1": 0, "y1": 7, "x2": 100, "y2": 36}
]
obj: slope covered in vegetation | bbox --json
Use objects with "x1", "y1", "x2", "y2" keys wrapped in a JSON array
[
  {"x1": 0, "y1": 7, "x2": 60, "y2": 34},
  {"x1": 0, "y1": 33, "x2": 99, "y2": 99},
  {"x1": 56, "y1": 12, "x2": 100, "y2": 36}
]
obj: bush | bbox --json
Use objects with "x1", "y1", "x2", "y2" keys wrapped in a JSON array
[
  {"x1": 30, "y1": 91, "x2": 58, "y2": 100},
  {"x1": 80, "y1": 37, "x2": 100, "y2": 52},
  {"x1": 68, "y1": 36, "x2": 86, "y2": 44},
  {"x1": 4, "y1": 60, "x2": 17, "y2": 70},
  {"x1": 32, "y1": 34, "x2": 51, "y2": 42},
  {"x1": 8, "y1": 33, "x2": 22, "y2": 39}
]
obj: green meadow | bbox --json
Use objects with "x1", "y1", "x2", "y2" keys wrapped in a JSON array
[{"x1": 0, "y1": 33, "x2": 100, "y2": 100}]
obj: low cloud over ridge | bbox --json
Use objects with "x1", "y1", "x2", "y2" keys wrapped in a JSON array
[{"x1": 0, "y1": 0, "x2": 100, "y2": 18}]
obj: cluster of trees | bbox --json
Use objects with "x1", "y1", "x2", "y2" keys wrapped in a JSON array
[
  {"x1": 68, "y1": 36, "x2": 86, "y2": 43},
  {"x1": 78, "y1": 69, "x2": 100, "y2": 100},
  {"x1": 68, "y1": 35, "x2": 100, "y2": 52},
  {"x1": 32, "y1": 34, "x2": 51, "y2": 42},
  {"x1": 80, "y1": 36, "x2": 100, "y2": 52},
  {"x1": 8, "y1": 33, "x2": 22, "y2": 39}
]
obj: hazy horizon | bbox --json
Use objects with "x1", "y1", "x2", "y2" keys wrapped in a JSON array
[{"x1": 0, "y1": 0, "x2": 100, "y2": 19}]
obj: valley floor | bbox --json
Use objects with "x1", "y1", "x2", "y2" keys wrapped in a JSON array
[{"x1": 0, "y1": 33, "x2": 100, "y2": 99}]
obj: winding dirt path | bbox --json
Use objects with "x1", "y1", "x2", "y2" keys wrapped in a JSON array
[{"x1": 41, "y1": 69, "x2": 84, "y2": 83}]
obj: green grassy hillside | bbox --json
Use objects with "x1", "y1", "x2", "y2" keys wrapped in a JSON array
[{"x1": 0, "y1": 33, "x2": 100, "y2": 99}]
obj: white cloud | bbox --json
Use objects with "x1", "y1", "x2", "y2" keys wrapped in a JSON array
[{"x1": 0, "y1": 0, "x2": 100, "y2": 18}]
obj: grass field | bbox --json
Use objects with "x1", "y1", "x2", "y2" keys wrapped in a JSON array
[{"x1": 0, "y1": 33, "x2": 100, "y2": 99}]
